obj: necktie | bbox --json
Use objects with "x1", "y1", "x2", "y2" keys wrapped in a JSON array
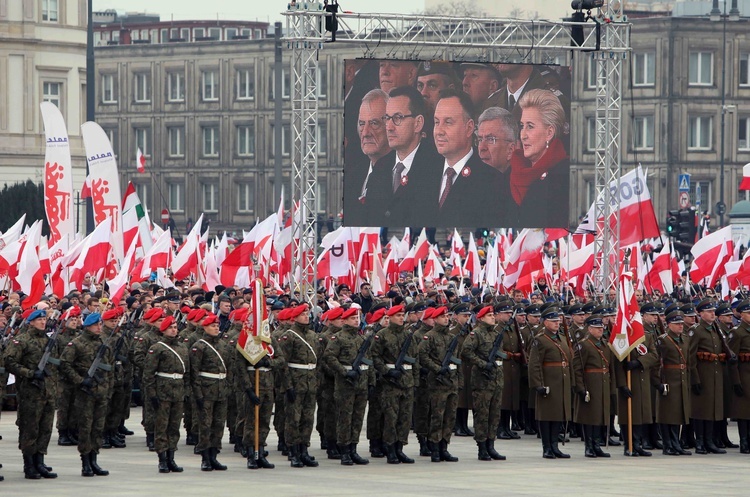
[
  {"x1": 508, "y1": 94, "x2": 516, "y2": 110},
  {"x1": 439, "y1": 168, "x2": 457, "y2": 209},
  {"x1": 392, "y1": 162, "x2": 405, "y2": 193}
]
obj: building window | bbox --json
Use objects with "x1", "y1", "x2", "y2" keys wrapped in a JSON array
[
  {"x1": 194, "y1": 27, "x2": 205, "y2": 39},
  {"x1": 586, "y1": 57, "x2": 597, "y2": 89},
  {"x1": 689, "y1": 51, "x2": 713, "y2": 86},
  {"x1": 271, "y1": 123, "x2": 291, "y2": 157},
  {"x1": 317, "y1": 66, "x2": 328, "y2": 99},
  {"x1": 269, "y1": 68, "x2": 291, "y2": 100},
  {"x1": 202, "y1": 71, "x2": 219, "y2": 102},
  {"x1": 632, "y1": 116, "x2": 654, "y2": 150},
  {"x1": 237, "y1": 125, "x2": 255, "y2": 157},
  {"x1": 208, "y1": 27, "x2": 221, "y2": 40},
  {"x1": 135, "y1": 183, "x2": 148, "y2": 211},
  {"x1": 739, "y1": 117, "x2": 750, "y2": 150},
  {"x1": 134, "y1": 127, "x2": 151, "y2": 156},
  {"x1": 586, "y1": 117, "x2": 596, "y2": 151},
  {"x1": 255, "y1": 29, "x2": 263, "y2": 39},
  {"x1": 241, "y1": 28, "x2": 251, "y2": 38},
  {"x1": 236, "y1": 68, "x2": 255, "y2": 100},
  {"x1": 160, "y1": 28, "x2": 167, "y2": 42},
  {"x1": 104, "y1": 127, "x2": 118, "y2": 158},
  {"x1": 692, "y1": 180, "x2": 710, "y2": 210},
  {"x1": 167, "y1": 72, "x2": 185, "y2": 102},
  {"x1": 43, "y1": 81, "x2": 62, "y2": 108},
  {"x1": 237, "y1": 183, "x2": 254, "y2": 213},
  {"x1": 181, "y1": 28, "x2": 190, "y2": 41},
  {"x1": 202, "y1": 183, "x2": 219, "y2": 213},
  {"x1": 101, "y1": 74, "x2": 116, "y2": 103},
  {"x1": 633, "y1": 52, "x2": 655, "y2": 87},
  {"x1": 168, "y1": 182, "x2": 184, "y2": 212},
  {"x1": 688, "y1": 116, "x2": 712, "y2": 150},
  {"x1": 317, "y1": 120, "x2": 328, "y2": 156},
  {"x1": 168, "y1": 126, "x2": 184, "y2": 157},
  {"x1": 317, "y1": 179, "x2": 328, "y2": 213},
  {"x1": 741, "y1": 54, "x2": 750, "y2": 87},
  {"x1": 42, "y1": 0, "x2": 58, "y2": 22},
  {"x1": 134, "y1": 73, "x2": 151, "y2": 103},
  {"x1": 226, "y1": 28, "x2": 238, "y2": 39},
  {"x1": 202, "y1": 126, "x2": 219, "y2": 157}
]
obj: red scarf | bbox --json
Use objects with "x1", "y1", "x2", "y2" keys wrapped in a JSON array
[{"x1": 509, "y1": 138, "x2": 568, "y2": 206}]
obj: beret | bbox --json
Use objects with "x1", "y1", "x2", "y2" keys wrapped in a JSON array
[
  {"x1": 65, "y1": 306, "x2": 82, "y2": 318},
  {"x1": 28, "y1": 309, "x2": 47, "y2": 321},
  {"x1": 289, "y1": 303, "x2": 310, "y2": 319},
  {"x1": 160, "y1": 315, "x2": 176, "y2": 332},
  {"x1": 202, "y1": 313, "x2": 219, "y2": 326},
  {"x1": 341, "y1": 307, "x2": 359, "y2": 320},
  {"x1": 432, "y1": 306, "x2": 448, "y2": 318},
  {"x1": 102, "y1": 309, "x2": 119, "y2": 321},
  {"x1": 146, "y1": 308, "x2": 166, "y2": 323},
  {"x1": 327, "y1": 307, "x2": 344, "y2": 320},
  {"x1": 476, "y1": 306, "x2": 494, "y2": 319},
  {"x1": 422, "y1": 307, "x2": 435, "y2": 320},
  {"x1": 387, "y1": 304, "x2": 405, "y2": 316},
  {"x1": 367, "y1": 308, "x2": 386, "y2": 324},
  {"x1": 83, "y1": 312, "x2": 102, "y2": 327},
  {"x1": 277, "y1": 308, "x2": 290, "y2": 321}
]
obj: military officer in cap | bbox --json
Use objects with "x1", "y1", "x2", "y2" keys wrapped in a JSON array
[
  {"x1": 572, "y1": 315, "x2": 615, "y2": 458},
  {"x1": 655, "y1": 311, "x2": 693, "y2": 456},
  {"x1": 640, "y1": 302, "x2": 663, "y2": 450},
  {"x1": 689, "y1": 299, "x2": 731, "y2": 454},
  {"x1": 528, "y1": 306, "x2": 575, "y2": 459},
  {"x1": 460, "y1": 62, "x2": 503, "y2": 114},
  {"x1": 417, "y1": 61, "x2": 459, "y2": 115},
  {"x1": 728, "y1": 299, "x2": 750, "y2": 453},
  {"x1": 682, "y1": 303, "x2": 698, "y2": 332},
  {"x1": 522, "y1": 304, "x2": 542, "y2": 434},
  {"x1": 143, "y1": 315, "x2": 189, "y2": 473},
  {"x1": 60, "y1": 312, "x2": 113, "y2": 477},
  {"x1": 715, "y1": 302, "x2": 739, "y2": 449},
  {"x1": 418, "y1": 306, "x2": 461, "y2": 462},
  {"x1": 4, "y1": 309, "x2": 59, "y2": 479},
  {"x1": 568, "y1": 304, "x2": 586, "y2": 342},
  {"x1": 461, "y1": 305, "x2": 506, "y2": 461},
  {"x1": 449, "y1": 302, "x2": 474, "y2": 438},
  {"x1": 496, "y1": 300, "x2": 523, "y2": 440}
]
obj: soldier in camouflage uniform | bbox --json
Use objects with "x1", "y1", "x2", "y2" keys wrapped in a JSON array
[
  {"x1": 413, "y1": 306, "x2": 435, "y2": 456},
  {"x1": 60, "y1": 312, "x2": 114, "y2": 477},
  {"x1": 324, "y1": 307, "x2": 374, "y2": 466},
  {"x1": 271, "y1": 306, "x2": 292, "y2": 454},
  {"x1": 56, "y1": 306, "x2": 82, "y2": 446},
  {"x1": 101, "y1": 309, "x2": 128, "y2": 449},
  {"x1": 4, "y1": 309, "x2": 59, "y2": 479},
  {"x1": 225, "y1": 308, "x2": 248, "y2": 455},
  {"x1": 418, "y1": 306, "x2": 461, "y2": 462},
  {"x1": 371, "y1": 304, "x2": 419, "y2": 464},
  {"x1": 191, "y1": 313, "x2": 232, "y2": 471},
  {"x1": 134, "y1": 308, "x2": 167, "y2": 451},
  {"x1": 364, "y1": 304, "x2": 389, "y2": 458},
  {"x1": 278, "y1": 304, "x2": 319, "y2": 468},
  {"x1": 143, "y1": 315, "x2": 189, "y2": 473},
  {"x1": 449, "y1": 303, "x2": 474, "y2": 438},
  {"x1": 495, "y1": 300, "x2": 522, "y2": 440},
  {"x1": 462, "y1": 305, "x2": 506, "y2": 461},
  {"x1": 181, "y1": 308, "x2": 208, "y2": 447},
  {"x1": 316, "y1": 307, "x2": 343, "y2": 458}
]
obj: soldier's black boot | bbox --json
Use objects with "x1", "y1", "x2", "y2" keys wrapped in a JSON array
[
  {"x1": 649, "y1": 423, "x2": 663, "y2": 450},
  {"x1": 89, "y1": 452, "x2": 109, "y2": 476},
  {"x1": 58, "y1": 429, "x2": 74, "y2": 446},
  {"x1": 158, "y1": 452, "x2": 171, "y2": 473},
  {"x1": 681, "y1": 421, "x2": 696, "y2": 449},
  {"x1": 186, "y1": 432, "x2": 197, "y2": 446},
  {"x1": 633, "y1": 425, "x2": 652, "y2": 457},
  {"x1": 454, "y1": 408, "x2": 468, "y2": 436},
  {"x1": 69, "y1": 430, "x2": 79, "y2": 445},
  {"x1": 257, "y1": 448, "x2": 275, "y2": 469},
  {"x1": 34, "y1": 453, "x2": 57, "y2": 478},
  {"x1": 477, "y1": 440, "x2": 492, "y2": 461},
  {"x1": 523, "y1": 406, "x2": 537, "y2": 435},
  {"x1": 418, "y1": 435, "x2": 431, "y2": 456},
  {"x1": 289, "y1": 445, "x2": 304, "y2": 468},
  {"x1": 320, "y1": 435, "x2": 328, "y2": 450},
  {"x1": 738, "y1": 420, "x2": 750, "y2": 454},
  {"x1": 550, "y1": 423, "x2": 570, "y2": 459},
  {"x1": 208, "y1": 448, "x2": 228, "y2": 470},
  {"x1": 671, "y1": 425, "x2": 691, "y2": 455},
  {"x1": 80, "y1": 453, "x2": 94, "y2": 477},
  {"x1": 720, "y1": 420, "x2": 738, "y2": 448},
  {"x1": 299, "y1": 445, "x2": 319, "y2": 467},
  {"x1": 583, "y1": 425, "x2": 596, "y2": 458},
  {"x1": 439, "y1": 439, "x2": 459, "y2": 462},
  {"x1": 602, "y1": 425, "x2": 620, "y2": 446},
  {"x1": 486, "y1": 439, "x2": 506, "y2": 460},
  {"x1": 350, "y1": 444, "x2": 369, "y2": 465},
  {"x1": 428, "y1": 441, "x2": 441, "y2": 462},
  {"x1": 146, "y1": 432, "x2": 155, "y2": 452},
  {"x1": 540, "y1": 421, "x2": 555, "y2": 459},
  {"x1": 704, "y1": 420, "x2": 726, "y2": 454},
  {"x1": 110, "y1": 430, "x2": 127, "y2": 448},
  {"x1": 278, "y1": 438, "x2": 289, "y2": 456},
  {"x1": 620, "y1": 425, "x2": 636, "y2": 456},
  {"x1": 23, "y1": 454, "x2": 41, "y2": 479},
  {"x1": 339, "y1": 444, "x2": 354, "y2": 465},
  {"x1": 694, "y1": 420, "x2": 708, "y2": 454},
  {"x1": 591, "y1": 429, "x2": 610, "y2": 458},
  {"x1": 101, "y1": 432, "x2": 112, "y2": 449},
  {"x1": 200, "y1": 450, "x2": 213, "y2": 471},
  {"x1": 661, "y1": 424, "x2": 678, "y2": 455},
  {"x1": 385, "y1": 443, "x2": 400, "y2": 464},
  {"x1": 497, "y1": 410, "x2": 514, "y2": 439},
  {"x1": 326, "y1": 439, "x2": 341, "y2": 459},
  {"x1": 167, "y1": 450, "x2": 183, "y2": 472},
  {"x1": 512, "y1": 410, "x2": 523, "y2": 432},
  {"x1": 369, "y1": 438, "x2": 384, "y2": 458},
  {"x1": 246, "y1": 448, "x2": 259, "y2": 469},
  {"x1": 118, "y1": 422, "x2": 134, "y2": 436},
  {"x1": 395, "y1": 442, "x2": 415, "y2": 463}
]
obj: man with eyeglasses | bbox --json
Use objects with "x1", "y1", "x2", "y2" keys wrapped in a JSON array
[{"x1": 477, "y1": 106, "x2": 518, "y2": 223}]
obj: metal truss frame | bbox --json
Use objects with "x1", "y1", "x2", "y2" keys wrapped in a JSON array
[{"x1": 285, "y1": 7, "x2": 629, "y2": 298}]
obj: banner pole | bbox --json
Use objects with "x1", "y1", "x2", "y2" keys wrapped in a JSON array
[
  {"x1": 627, "y1": 365, "x2": 633, "y2": 454},
  {"x1": 254, "y1": 368, "x2": 260, "y2": 461}
]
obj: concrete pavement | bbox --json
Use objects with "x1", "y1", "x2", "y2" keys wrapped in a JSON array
[{"x1": 0, "y1": 411, "x2": 748, "y2": 497}]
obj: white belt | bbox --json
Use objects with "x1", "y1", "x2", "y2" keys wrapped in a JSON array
[
  {"x1": 199, "y1": 372, "x2": 227, "y2": 380},
  {"x1": 155, "y1": 372, "x2": 183, "y2": 380},
  {"x1": 386, "y1": 364, "x2": 412, "y2": 370},
  {"x1": 288, "y1": 363, "x2": 317, "y2": 370},
  {"x1": 344, "y1": 365, "x2": 369, "y2": 371},
  {"x1": 495, "y1": 360, "x2": 503, "y2": 366},
  {"x1": 247, "y1": 366, "x2": 272, "y2": 372},
  {"x1": 448, "y1": 364, "x2": 458, "y2": 370},
  {"x1": 115, "y1": 361, "x2": 123, "y2": 365}
]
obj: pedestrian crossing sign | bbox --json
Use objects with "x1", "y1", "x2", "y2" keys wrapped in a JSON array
[{"x1": 678, "y1": 174, "x2": 690, "y2": 192}]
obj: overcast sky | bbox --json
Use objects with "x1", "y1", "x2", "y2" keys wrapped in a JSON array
[{"x1": 94, "y1": 0, "x2": 427, "y2": 23}]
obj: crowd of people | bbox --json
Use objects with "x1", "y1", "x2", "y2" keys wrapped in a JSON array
[{"x1": 1, "y1": 277, "x2": 750, "y2": 481}]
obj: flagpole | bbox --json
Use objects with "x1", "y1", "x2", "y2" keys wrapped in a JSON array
[
  {"x1": 626, "y1": 359, "x2": 633, "y2": 455},
  {"x1": 254, "y1": 368, "x2": 260, "y2": 463}
]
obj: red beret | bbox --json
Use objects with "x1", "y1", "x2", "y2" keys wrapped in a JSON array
[
  {"x1": 387, "y1": 304, "x2": 405, "y2": 316},
  {"x1": 327, "y1": 307, "x2": 344, "y2": 320},
  {"x1": 289, "y1": 304, "x2": 309, "y2": 320},
  {"x1": 432, "y1": 306, "x2": 448, "y2": 318},
  {"x1": 102, "y1": 309, "x2": 119, "y2": 321},
  {"x1": 232, "y1": 308, "x2": 249, "y2": 323},
  {"x1": 422, "y1": 307, "x2": 434, "y2": 320},
  {"x1": 476, "y1": 306, "x2": 494, "y2": 319},
  {"x1": 180, "y1": 305, "x2": 192, "y2": 314},
  {"x1": 186, "y1": 309, "x2": 198, "y2": 322},
  {"x1": 277, "y1": 308, "x2": 290, "y2": 321},
  {"x1": 160, "y1": 315, "x2": 176, "y2": 332},
  {"x1": 66, "y1": 306, "x2": 82, "y2": 318},
  {"x1": 202, "y1": 313, "x2": 219, "y2": 327},
  {"x1": 192, "y1": 309, "x2": 207, "y2": 323},
  {"x1": 367, "y1": 308, "x2": 386, "y2": 324},
  {"x1": 146, "y1": 308, "x2": 166, "y2": 323},
  {"x1": 22, "y1": 308, "x2": 33, "y2": 320},
  {"x1": 320, "y1": 310, "x2": 330, "y2": 321},
  {"x1": 341, "y1": 307, "x2": 359, "y2": 320}
]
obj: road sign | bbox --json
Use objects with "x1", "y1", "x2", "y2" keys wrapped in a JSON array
[
  {"x1": 678, "y1": 173, "x2": 690, "y2": 192},
  {"x1": 695, "y1": 182, "x2": 702, "y2": 210},
  {"x1": 161, "y1": 208, "x2": 170, "y2": 224},
  {"x1": 679, "y1": 191, "x2": 690, "y2": 209}
]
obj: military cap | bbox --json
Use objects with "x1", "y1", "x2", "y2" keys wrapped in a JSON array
[
  {"x1": 452, "y1": 303, "x2": 472, "y2": 314},
  {"x1": 432, "y1": 306, "x2": 448, "y2": 318},
  {"x1": 539, "y1": 302, "x2": 554, "y2": 314},
  {"x1": 65, "y1": 306, "x2": 82, "y2": 318},
  {"x1": 412, "y1": 302, "x2": 428, "y2": 313},
  {"x1": 270, "y1": 300, "x2": 286, "y2": 311},
  {"x1": 166, "y1": 294, "x2": 180, "y2": 303},
  {"x1": 476, "y1": 305, "x2": 494, "y2": 319},
  {"x1": 664, "y1": 302, "x2": 680, "y2": 315},
  {"x1": 590, "y1": 305, "x2": 605, "y2": 316},
  {"x1": 82, "y1": 312, "x2": 101, "y2": 327},
  {"x1": 418, "y1": 61, "x2": 457, "y2": 78},
  {"x1": 370, "y1": 301, "x2": 389, "y2": 314},
  {"x1": 327, "y1": 307, "x2": 344, "y2": 320},
  {"x1": 525, "y1": 304, "x2": 542, "y2": 316},
  {"x1": 459, "y1": 62, "x2": 501, "y2": 81},
  {"x1": 159, "y1": 315, "x2": 176, "y2": 332},
  {"x1": 367, "y1": 308, "x2": 386, "y2": 324},
  {"x1": 737, "y1": 300, "x2": 750, "y2": 313},
  {"x1": 28, "y1": 309, "x2": 47, "y2": 322},
  {"x1": 581, "y1": 302, "x2": 598, "y2": 314},
  {"x1": 153, "y1": 296, "x2": 166, "y2": 304},
  {"x1": 404, "y1": 302, "x2": 416, "y2": 313},
  {"x1": 640, "y1": 302, "x2": 658, "y2": 314},
  {"x1": 666, "y1": 310, "x2": 684, "y2": 324},
  {"x1": 716, "y1": 303, "x2": 732, "y2": 316},
  {"x1": 680, "y1": 304, "x2": 697, "y2": 317},
  {"x1": 289, "y1": 303, "x2": 310, "y2": 319},
  {"x1": 422, "y1": 307, "x2": 435, "y2": 320},
  {"x1": 242, "y1": 287, "x2": 253, "y2": 295},
  {"x1": 387, "y1": 304, "x2": 405, "y2": 316},
  {"x1": 585, "y1": 316, "x2": 604, "y2": 327},
  {"x1": 654, "y1": 301, "x2": 666, "y2": 314},
  {"x1": 602, "y1": 306, "x2": 617, "y2": 316},
  {"x1": 101, "y1": 309, "x2": 119, "y2": 321},
  {"x1": 541, "y1": 307, "x2": 561, "y2": 321},
  {"x1": 568, "y1": 304, "x2": 584, "y2": 315},
  {"x1": 202, "y1": 313, "x2": 219, "y2": 326},
  {"x1": 493, "y1": 300, "x2": 514, "y2": 313},
  {"x1": 561, "y1": 305, "x2": 571, "y2": 316},
  {"x1": 513, "y1": 304, "x2": 526, "y2": 315},
  {"x1": 696, "y1": 299, "x2": 716, "y2": 312}
]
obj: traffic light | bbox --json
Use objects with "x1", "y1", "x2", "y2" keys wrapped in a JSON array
[
  {"x1": 666, "y1": 210, "x2": 680, "y2": 237},
  {"x1": 676, "y1": 209, "x2": 695, "y2": 244},
  {"x1": 475, "y1": 228, "x2": 489, "y2": 239}
]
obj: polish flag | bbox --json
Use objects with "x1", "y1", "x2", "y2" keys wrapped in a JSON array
[
  {"x1": 740, "y1": 163, "x2": 750, "y2": 190},
  {"x1": 504, "y1": 229, "x2": 546, "y2": 288},
  {"x1": 561, "y1": 241, "x2": 596, "y2": 280},
  {"x1": 463, "y1": 232, "x2": 481, "y2": 285},
  {"x1": 414, "y1": 228, "x2": 430, "y2": 261},
  {"x1": 140, "y1": 229, "x2": 173, "y2": 279},
  {"x1": 16, "y1": 221, "x2": 45, "y2": 309},
  {"x1": 451, "y1": 229, "x2": 466, "y2": 258},
  {"x1": 689, "y1": 226, "x2": 733, "y2": 287},
  {"x1": 609, "y1": 265, "x2": 645, "y2": 361},
  {"x1": 70, "y1": 218, "x2": 112, "y2": 289},
  {"x1": 108, "y1": 237, "x2": 138, "y2": 305},
  {"x1": 81, "y1": 175, "x2": 92, "y2": 199},
  {"x1": 136, "y1": 148, "x2": 146, "y2": 173}
]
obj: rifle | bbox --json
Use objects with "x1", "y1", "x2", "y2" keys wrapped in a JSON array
[
  {"x1": 347, "y1": 331, "x2": 374, "y2": 384},
  {"x1": 563, "y1": 312, "x2": 589, "y2": 402},
  {"x1": 436, "y1": 333, "x2": 462, "y2": 385},
  {"x1": 513, "y1": 313, "x2": 528, "y2": 365},
  {"x1": 81, "y1": 315, "x2": 125, "y2": 395},
  {"x1": 32, "y1": 311, "x2": 63, "y2": 389},
  {"x1": 483, "y1": 327, "x2": 508, "y2": 379},
  {"x1": 387, "y1": 331, "x2": 416, "y2": 383},
  {"x1": 0, "y1": 311, "x2": 19, "y2": 352},
  {"x1": 713, "y1": 321, "x2": 738, "y2": 364},
  {"x1": 111, "y1": 314, "x2": 137, "y2": 367}
]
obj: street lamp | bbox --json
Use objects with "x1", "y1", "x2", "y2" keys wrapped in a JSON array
[{"x1": 85, "y1": 0, "x2": 95, "y2": 232}]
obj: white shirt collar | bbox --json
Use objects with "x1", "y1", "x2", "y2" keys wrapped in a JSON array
[{"x1": 394, "y1": 143, "x2": 420, "y2": 177}]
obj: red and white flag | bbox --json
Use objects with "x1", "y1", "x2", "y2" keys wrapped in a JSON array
[
  {"x1": 689, "y1": 226, "x2": 733, "y2": 287},
  {"x1": 609, "y1": 265, "x2": 646, "y2": 361},
  {"x1": 741, "y1": 163, "x2": 750, "y2": 191},
  {"x1": 136, "y1": 148, "x2": 146, "y2": 173},
  {"x1": 70, "y1": 217, "x2": 112, "y2": 289}
]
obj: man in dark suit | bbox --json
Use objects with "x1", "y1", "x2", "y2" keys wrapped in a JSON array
[
  {"x1": 344, "y1": 60, "x2": 379, "y2": 175},
  {"x1": 367, "y1": 86, "x2": 441, "y2": 227},
  {"x1": 428, "y1": 89, "x2": 498, "y2": 228},
  {"x1": 476, "y1": 106, "x2": 519, "y2": 225}
]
